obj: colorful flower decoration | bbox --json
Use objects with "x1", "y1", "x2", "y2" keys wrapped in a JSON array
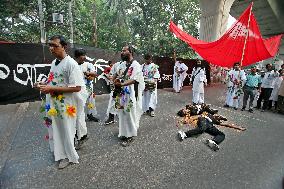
[
  {"x1": 125, "y1": 100, "x2": 133, "y2": 112},
  {"x1": 47, "y1": 108, "x2": 58, "y2": 116},
  {"x1": 57, "y1": 94, "x2": 64, "y2": 101},
  {"x1": 127, "y1": 67, "x2": 133, "y2": 77},
  {"x1": 47, "y1": 72, "x2": 54, "y2": 84},
  {"x1": 103, "y1": 67, "x2": 111, "y2": 74},
  {"x1": 86, "y1": 79, "x2": 92, "y2": 86},
  {"x1": 87, "y1": 103, "x2": 94, "y2": 109},
  {"x1": 66, "y1": 105, "x2": 76, "y2": 117},
  {"x1": 43, "y1": 117, "x2": 52, "y2": 128},
  {"x1": 45, "y1": 104, "x2": 51, "y2": 112},
  {"x1": 44, "y1": 135, "x2": 49, "y2": 140},
  {"x1": 123, "y1": 87, "x2": 131, "y2": 95}
]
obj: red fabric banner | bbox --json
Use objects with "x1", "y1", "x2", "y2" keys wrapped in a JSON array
[{"x1": 169, "y1": 4, "x2": 283, "y2": 68}]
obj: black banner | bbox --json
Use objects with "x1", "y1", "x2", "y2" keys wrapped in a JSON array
[{"x1": 0, "y1": 43, "x2": 210, "y2": 105}]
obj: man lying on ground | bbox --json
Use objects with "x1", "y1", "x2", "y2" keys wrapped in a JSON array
[{"x1": 177, "y1": 104, "x2": 246, "y2": 151}]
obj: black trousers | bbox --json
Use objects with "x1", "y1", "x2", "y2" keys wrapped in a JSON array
[
  {"x1": 257, "y1": 88, "x2": 273, "y2": 110},
  {"x1": 184, "y1": 117, "x2": 225, "y2": 144},
  {"x1": 242, "y1": 85, "x2": 256, "y2": 109}
]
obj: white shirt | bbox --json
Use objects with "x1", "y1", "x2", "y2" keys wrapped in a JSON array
[
  {"x1": 79, "y1": 62, "x2": 96, "y2": 85},
  {"x1": 261, "y1": 70, "x2": 278, "y2": 88}
]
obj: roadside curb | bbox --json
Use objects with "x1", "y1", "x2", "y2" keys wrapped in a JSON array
[{"x1": 0, "y1": 102, "x2": 30, "y2": 176}]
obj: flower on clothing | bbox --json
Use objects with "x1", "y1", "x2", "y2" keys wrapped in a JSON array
[
  {"x1": 47, "y1": 72, "x2": 54, "y2": 84},
  {"x1": 125, "y1": 100, "x2": 133, "y2": 112},
  {"x1": 48, "y1": 72, "x2": 64, "y2": 86},
  {"x1": 115, "y1": 96, "x2": 123, "y2": 109},
  {"x1": 44, "y1": 134, "x2": 49, "y2": 140},
  {"x1": 127, "y1": 67, "x2": 133, "y2": 77},
  {"x1": 43, "y1": 116, "x2": 52, "y2": 128},
  {"x1": 122, "y1": 87, "x2": 130, "y2": 95},
  {"x1": 45, "y1": 104, "x2": 51, "y2": 112},
  {"x1": 86, "y1": 79, "x2": 92, "y2": 86},
  {"x1": 47, "y1": 108, "x2": 58, "y2": 116},
  {"x1": 56, "y1": 94, "x2": 64, "y2": 101},
  {"x1": 66, "y1": 105, "x2": 77, "y2": 117},
  {"x1": 103, "y1": 67, "x2": 111, "y2": 74},
  {"x1": 87, "y1": 103, "x2": 94, "y2": 109}
]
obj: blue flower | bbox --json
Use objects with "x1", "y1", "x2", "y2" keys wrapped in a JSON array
[
  {"x1": 124, "y1": 87, "x2": 130, "y2": 94},
  {"x1": 45, "y1": 104, "x2": 51, "y2": 112}
]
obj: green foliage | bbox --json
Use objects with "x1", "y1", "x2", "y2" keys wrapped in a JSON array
[{"x1": 0, "y1": 0, "x2": 200, "y2": 58}]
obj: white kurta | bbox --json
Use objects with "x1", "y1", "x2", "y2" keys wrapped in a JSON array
[
  {"x1": 173, "y1": 61, "x2": 187, "y2": 92},
  {"x1": 46, "y1": 55, "x2": 85, "y2": 163},
  {"x1": 180, "y1": 63, "x2": 188, "y2": 87},
  {"x1": 79, "y1": 62, "x2": 97, "y2": 115},
  {"x1": 106, "y1": 62, "x2": 121, "y2": 116},
  {"x1": 261, "y1": 70, "x2": 278, "y2": 88},
  {"x1": 269, "y1": 76, "x2": 283, "y2": 101},
  {"x1": 115, "y1": 60, "x2": 145, "y2": 138},
  {"x1": 225, "y1": 69, "x2": 246, "y2": 108},
  {"x1": 142, "y1": 63, "x2": 160, "y2": 112},
  {"x1": 44, "y1": 95, "x2": 54, "y2": 152},
  {"x1": 76, "y1": 65, "x2": 89, "y2": 140},
  {"x1": 191, "y1": 67, "x2": 207, "y2": 104}
]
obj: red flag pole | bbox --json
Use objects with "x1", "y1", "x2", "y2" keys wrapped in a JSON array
[{"x1": 240, "y1": 2, "x2": 253, "y2": 67}]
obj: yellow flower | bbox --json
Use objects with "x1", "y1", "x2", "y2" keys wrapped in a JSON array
[
  {"x1": 66, "y1": 105, "x2": 76, "y2": 117},
  {"x1": 57, "y1": 94, "x2": 64, "y2": 101},
  {"x1": 47, "y1": 108, "x2": 57, "y2": 116},
  {"x1": 87, "y1": 103, "x2": 94, "y2": 109}
]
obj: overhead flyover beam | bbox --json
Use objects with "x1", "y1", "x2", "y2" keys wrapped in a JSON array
[
  {"x1": 199, "y1": 0, "x2": 235, "y2": 42},
  {"x1": 230, "y1": 0, "x2": 284, "y2": 59},
  {"x1": 267, "y1": 0, "x2": 284, "y2": 31}
]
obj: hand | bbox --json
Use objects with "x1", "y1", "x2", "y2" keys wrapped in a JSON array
[
  {"x1": 39, "y1": 85, "x2": 53, "y2": 94},
  {"x1": 34, "y1": 82, "x2": 46, "y2": 89},
  {"x1": 114, "y1": 79, "x2": 122, "y2": 87}
]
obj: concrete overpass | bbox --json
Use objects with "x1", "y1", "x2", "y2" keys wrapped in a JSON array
[
  {"x1": 231, "y1": 0, "x2": 284, "y2": 62},
  {"x1": 199, "y1": 0, "x2": 284, "y2": 66}
]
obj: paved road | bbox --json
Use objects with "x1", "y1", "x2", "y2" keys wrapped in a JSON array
[{"x1": 0, "y1": 84, "x2": 284, "y2": 189}]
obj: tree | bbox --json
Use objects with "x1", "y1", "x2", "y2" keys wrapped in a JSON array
[
  {"x1": 0, "y1": 0, "x2": 200, "y2": 58},
  {"x1": 127, "y1": 0, "x2": 200, "y2": 58}
]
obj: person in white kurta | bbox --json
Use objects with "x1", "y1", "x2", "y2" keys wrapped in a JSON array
[
  {"x1": 38, "y1": 35, "x2": 85, "y2": 169},
  {"x1": 173, "y1": 60, "x2": 188, "y2": 93},
  {"x1": 104, "y1": 61, "x2": 121, "y2": 125},
  {"x1": 269, "y1": 69, "x2": 284, "y2": 108},
  {"x1": 190, "y1": 60, "x2": 207, "y2": 104},
  {"x1": 78, "y1": 57, "x2": 99, "y2": 122},
  {"x1": 224, "y1": 63, "x2": 246, "y2": 109},
  {"x1": 74, "y1": 49, "x2": 91, "y2": 147},
  {"x1": 113, "y1": 45, "x2": 145, "y2": 147},
  {"x1": 142, "y1": 54, "x2": 160, "y2": 117},
  {"x1": 180, "y1": 63, "x2": 188, "y2": 89}
]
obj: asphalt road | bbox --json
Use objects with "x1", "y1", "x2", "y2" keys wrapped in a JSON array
[{"x1": 0, "y1": 84, "x2": 284, "y2": 189}]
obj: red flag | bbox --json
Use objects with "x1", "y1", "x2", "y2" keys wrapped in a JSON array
[{"x1": 169, "y1": 3, "x2": 283, "y2": 67}]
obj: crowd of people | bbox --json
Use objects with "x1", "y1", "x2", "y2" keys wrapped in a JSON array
[
  {"x1": 223, "y1": 62, "x2": 284, "y2": 113},
  {"x1": 35, "y1": 34, "x2": 283, "y2": 169}
]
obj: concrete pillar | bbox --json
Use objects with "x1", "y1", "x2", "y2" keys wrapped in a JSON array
[{"x1": 199, "y1": 0, "x2": 235, "y2": 42}]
